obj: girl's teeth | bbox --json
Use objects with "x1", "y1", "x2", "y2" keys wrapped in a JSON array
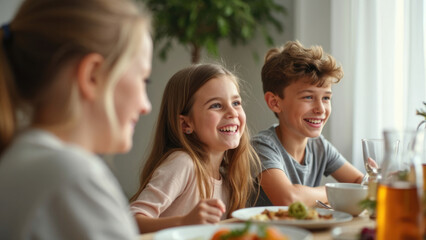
[{"x1": 220, "y1": 126, "x2": 237, "y2": 132}]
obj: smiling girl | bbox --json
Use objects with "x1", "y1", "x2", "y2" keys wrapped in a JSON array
[{"x1": 130, "y1": 63, "x2": 260, "y2": 233}]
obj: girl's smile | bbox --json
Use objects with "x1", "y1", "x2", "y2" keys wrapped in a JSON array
[
  {"x1": 218, "y1": 124, "x2": 239, "y2": 134},
  {"x1": 183, "y1": 76, "x2": 246, "y2": 154}
]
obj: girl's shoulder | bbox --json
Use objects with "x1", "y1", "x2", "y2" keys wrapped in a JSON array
[
  {"x1": 152, "y1": 150, "x2": 197, "y2": 182},
  {"x1": 161, "y1": 150, "x2": 195, "y2": 170}
]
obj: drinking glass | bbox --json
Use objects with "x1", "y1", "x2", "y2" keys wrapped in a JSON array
[
  {"x1": 361, "y1": 139, "x2": 385, "y2": 218},
  {"x1": 376, "y1": 129, "x2": 424, "y2": 240},
  {"x1": 361, "y1": 139, "x2": 385, "y2": 184}
]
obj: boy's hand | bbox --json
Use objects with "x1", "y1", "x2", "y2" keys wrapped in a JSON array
[{"x1": 182, "y1": 199, "x2": 226, "y2": 225}]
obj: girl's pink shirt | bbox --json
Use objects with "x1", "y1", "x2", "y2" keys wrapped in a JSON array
[{"x1": 130, "y1": 151, "x2": 230, "y2": 219}]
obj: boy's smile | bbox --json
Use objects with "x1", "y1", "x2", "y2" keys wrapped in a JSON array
[
  {"x1": 304, "y1": 118, "x2": 325, "y2": 127},
  {"x1": 275, "y1": 79, "x2": 332, "y2": 141}
]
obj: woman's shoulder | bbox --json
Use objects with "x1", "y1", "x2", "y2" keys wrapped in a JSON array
[
  {"x1": 44, "y1": 148, "x2": 106, "y2": 187},
  {"x1": 11, "y1": 129, "x2": 106, "y2": 180},
  {"x1": 0, "y1": 130, "x2": 110, "y2": 193}
]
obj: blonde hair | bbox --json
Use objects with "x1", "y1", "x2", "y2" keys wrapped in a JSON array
[
  {"x1": 130, "y1": 64, "x2": 260, "y2": 215},
  {"x1": 0, "y1": 0, "x2": 151, "y2": 153},
  {"x1": 261, "y1": 40, "x2": 343, "y2": 98}
]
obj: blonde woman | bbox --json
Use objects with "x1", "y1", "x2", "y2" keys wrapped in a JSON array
[
  {"x1": 0, "y1": 0, "x2": 152, "y2": 239},
  {"x1": 130, "y1": 64, "x2": 260, "y2": 233}
]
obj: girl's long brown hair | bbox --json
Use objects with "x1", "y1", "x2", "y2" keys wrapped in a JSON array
[{"x1": 130, "y1": 64, "x2": 260, "y2": 215}]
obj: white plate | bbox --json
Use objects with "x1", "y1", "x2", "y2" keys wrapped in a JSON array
[
  {"x1": 231, "y1": 206, "x2": 353, "y2": 229},
  {"x1": 153, "y1": 223, "x2": 313, "y2": 240},
  {"x1": 331, "y1": 226, "x2": 361, "y2": 240}
]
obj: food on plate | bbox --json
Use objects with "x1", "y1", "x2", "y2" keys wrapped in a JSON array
[
  {"x1": 210, "y1": 222, "x2": 288, "y2": 240},
  {"x1": 288, "y1": 201, "x2": 308, "y2": 219},
  {"x1": 251, "y1": 202, "x2": 333, "y2": 221}
]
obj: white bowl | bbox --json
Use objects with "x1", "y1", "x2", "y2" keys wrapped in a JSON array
[{"x1": 325, "y1": 183, "x2": 368, "y2": 216}]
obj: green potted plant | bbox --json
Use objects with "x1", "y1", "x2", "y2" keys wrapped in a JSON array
[{"x1": 139, "y1": 0, "x2": 286, "y2": 63}]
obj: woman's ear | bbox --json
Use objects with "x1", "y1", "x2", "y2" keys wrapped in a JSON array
[
  {"x1": 264, "y1": 91, "x2": 282, "y2": 114},
  {"x1": 179, "y1": 115, "x2": 193, "y2": 134},
  {"x1": 76, "y1": 53, "x2": 104, "y2": 101}
]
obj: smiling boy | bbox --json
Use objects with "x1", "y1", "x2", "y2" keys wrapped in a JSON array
[{"x1": 253, "y1": 41, "x2": 363, "y2": 207}]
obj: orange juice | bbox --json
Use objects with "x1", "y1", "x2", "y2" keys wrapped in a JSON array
[{"x1": 376, "y1": 183, "x2": 422, "y2": 240}]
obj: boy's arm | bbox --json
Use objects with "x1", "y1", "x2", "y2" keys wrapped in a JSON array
[
  {"x1": 330, "y1": 162, "x2": 364, "y2": 183},
  {"x1": 259, "y1": 168, "x2": 327, "y2": 207}
]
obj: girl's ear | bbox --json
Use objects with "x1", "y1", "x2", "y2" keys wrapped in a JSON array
[
  {"x1": 179, "y1": 115, "x2": 193, "y2": 134},
  {"x1": 77, "y1": 53, "x2": 104, "y2": 101},
  {"x1": 264, "y1": 91, "x2": 282, "y2": 114}
]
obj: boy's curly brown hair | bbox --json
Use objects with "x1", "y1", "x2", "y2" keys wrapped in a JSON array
[{"x1": 261, "y1": 40, "x2": 344, "y2": 98}]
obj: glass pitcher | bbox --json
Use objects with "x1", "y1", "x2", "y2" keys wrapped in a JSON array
[{"x1": 376, "y1": 129, "x2": 424, "y2": 240}]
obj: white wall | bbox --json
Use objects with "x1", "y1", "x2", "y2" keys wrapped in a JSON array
[
  {"x1": 329, "y1": 0, "x2": 355, "y2": 165},
  {"x1": 295, "y1": 0, "x2": 331, "y2": 51}
]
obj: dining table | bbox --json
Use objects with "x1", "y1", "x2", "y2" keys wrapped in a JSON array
[{"x1": 139, "y1": 211, "x2": 376, "y2": 240}]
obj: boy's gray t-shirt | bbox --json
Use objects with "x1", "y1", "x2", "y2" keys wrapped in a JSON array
[{"x1": 252, "y1": 125, "x2": 346, "y2": 206}]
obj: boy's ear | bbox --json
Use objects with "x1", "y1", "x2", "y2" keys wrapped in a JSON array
[
  {"x1": 76, "y1": 53, "x2": 104, "y2": 101},
  {"x1": 264, "y1": 92, "x2": 282, "y2": 114},
  {"x1": 179, "y1": 115, "x2": 193, "y2": 134}
]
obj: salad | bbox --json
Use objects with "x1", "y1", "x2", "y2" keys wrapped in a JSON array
[{"x1": 210, "y1": 222, "x2": 288, "y2": 240}]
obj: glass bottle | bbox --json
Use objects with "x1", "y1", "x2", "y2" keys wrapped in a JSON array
[{"x1": 376, "y1": 129, "x2": 424, "y2": 240}]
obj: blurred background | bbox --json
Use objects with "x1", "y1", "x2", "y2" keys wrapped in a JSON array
[{"x1": 1, "y1": 0, "x2": 425, "y2": 199}]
